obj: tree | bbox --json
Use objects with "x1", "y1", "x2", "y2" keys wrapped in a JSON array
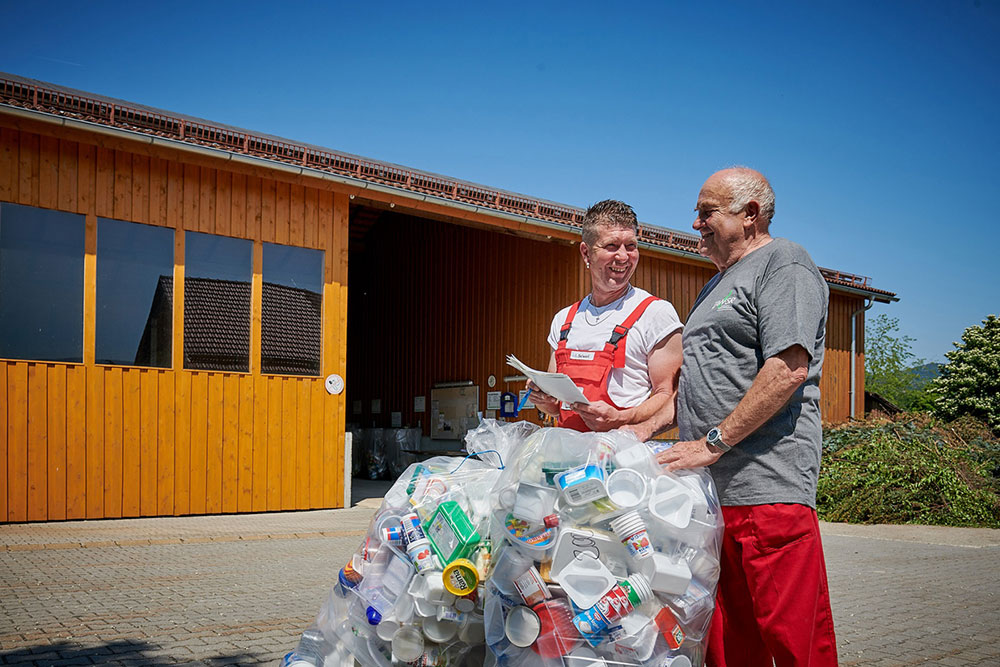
[
  {"x1": 865, "y1": 314, "x2": 928, "y2": 410},
  {"x1": 930, "y1": 315, "x2": 1000, "y2": 434}
]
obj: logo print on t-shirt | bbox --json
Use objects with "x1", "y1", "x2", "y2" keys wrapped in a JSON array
[{"x1": 712, "y1": 289, "x2": 736, "y2": 311}]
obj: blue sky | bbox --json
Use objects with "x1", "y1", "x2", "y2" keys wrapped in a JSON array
[{"x1": 2, "y1": 1, "x2": 997, "y2": 363}]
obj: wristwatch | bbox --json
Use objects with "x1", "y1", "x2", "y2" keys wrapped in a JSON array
[{"x1": 705, "y1": 427, "x2": 731, "y2": 453}]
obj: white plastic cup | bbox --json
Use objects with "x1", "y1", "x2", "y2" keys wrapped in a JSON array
[
  {"x1": 610, "y1": 511, "x2": 655, "y2": 560},
  {"x1": 504, "y1": 605, "x2": 541, "y2": 648},
  {"x1": 623, "y1": 571, "x2": 654, "y2": 606},
  {"x1": 390, "y1": 625, "x2": 424, "y2": 663},
  {"x1": 490, "y1": 547, "x2": 533, "y2": 596},
  {"x1": 606, "y1": 468, "x2": 647, "y2": 509}
]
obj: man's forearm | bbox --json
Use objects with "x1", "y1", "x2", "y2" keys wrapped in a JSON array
[
  {"x1": 718, "y1": 350, "x2": 808, "y2": 446},
  {"x1": 622, "y1": 390, "x2": 675, "y2": 441}
]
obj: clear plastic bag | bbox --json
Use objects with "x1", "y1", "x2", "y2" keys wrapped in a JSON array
[
  {"x1": 283, "y1": 423, "x2": 721, "y2": 667},
  {"x1": 483, "y1": 428, "x2": 723, "y2": 667},
  {"x1": 287, "y1": 420, "x2": 537, "y2": 667}
]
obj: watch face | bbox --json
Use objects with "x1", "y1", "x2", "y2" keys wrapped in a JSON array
[{"x1": 707, "y1": 428, "x2": 720, "y2": 443}]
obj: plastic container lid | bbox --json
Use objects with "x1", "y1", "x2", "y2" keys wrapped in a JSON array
[
  {"x1": 375, "y1": 618, "x2": 399, "y2": 642},
  {"x1": 422, "y1": 615, "x2": 459, "y2": 643},
  {"x1": 390, "y1": 625, "x2": 424, "y2": 663},
  {"x1": 443, "y1": 558, "x2": 479, "y2": 596},
  {"x1": 504, "y1": 605, "x2": 541, "y2": 648}
]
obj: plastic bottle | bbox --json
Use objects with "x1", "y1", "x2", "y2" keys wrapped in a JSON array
[{"x1": 359, "y1": 545, "x2": 414, "y2": 625}]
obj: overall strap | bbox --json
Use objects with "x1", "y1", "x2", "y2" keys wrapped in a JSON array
[
  {"x1": 558, "y1": 300, "x2": 584, "y2": 345},
  {"x1": 605, "y1": 295, "x2": 660, "y2": 367}
]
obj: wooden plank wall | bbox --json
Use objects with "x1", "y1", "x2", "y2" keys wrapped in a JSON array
[
  {"x1": 346, "y1": 211, "x2": 582, "y2": 431},
  {"x1": 0, "y1": 122, "x2": 348, "y2": 522},
  {"x1": 347, "y1": 211, "x2": 865, "y2": 434}
]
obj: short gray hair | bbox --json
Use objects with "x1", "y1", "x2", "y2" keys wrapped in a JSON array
[
  {"x1": 722, "y1": 167, "x2": 775, "y2": 224},
  {"x1": 582, "y1": 199, "x2": 638, "y2": 247}
]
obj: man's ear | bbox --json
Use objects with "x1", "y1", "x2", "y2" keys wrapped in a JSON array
[
  {"x1": 744, "y1": 200, "x2": 760, "y2": 228},
  {"x1": 579, "y1": 241, "x2": 590, "y2": 262}
]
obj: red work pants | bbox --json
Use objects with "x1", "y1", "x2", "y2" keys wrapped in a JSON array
[{"x1": 706, "y1": 504, "x2": 838, "y2": 667}]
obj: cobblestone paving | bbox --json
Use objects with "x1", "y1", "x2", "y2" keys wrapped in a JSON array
[{"x1": 1, "y1": 484, "x2": 997, "y2": 666}]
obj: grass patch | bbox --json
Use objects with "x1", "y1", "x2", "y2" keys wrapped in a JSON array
[{"x1": 818, "y1": 413, "x2": 1000, "y2": 528}]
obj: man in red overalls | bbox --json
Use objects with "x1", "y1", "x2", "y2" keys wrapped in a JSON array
[{"x1": 529, "y1": 200, "x2": 683, "y2": 441}]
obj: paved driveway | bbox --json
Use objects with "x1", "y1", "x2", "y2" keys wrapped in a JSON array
[{"x1": 1, "y1": 480, "x2": 998, "y2": 666}]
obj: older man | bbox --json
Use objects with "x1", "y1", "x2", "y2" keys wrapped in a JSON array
[
  {"x1": 659, "y1": 168, "x2": 838, "y2": 666},
  {"x1": 529, "y1": 200, "x2": 683, "y2": 441}
]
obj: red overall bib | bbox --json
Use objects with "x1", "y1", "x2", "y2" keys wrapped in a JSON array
[{"x1": 554, "y1": 295, "x2": 659, "y2": 432}]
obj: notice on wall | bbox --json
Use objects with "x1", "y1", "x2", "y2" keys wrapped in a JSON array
[
  {"x1": 391, "y1": 411, "x2": 402, "y2": 428},
  {"x1": 353, "y1": 400, "x2": 362, "y2": 415},
  {"x1": 430, "y1": 386, "x2": 479, "y2": 441},
  {"x1": 486, "y1": 391, "x2": 501, "y2": 410},
  {"x1": 371, "y1": 398, "x2": 381, "y2": 414},
  {"x1": 414, "y1": 396, "x2": 426, "y2": 413}
]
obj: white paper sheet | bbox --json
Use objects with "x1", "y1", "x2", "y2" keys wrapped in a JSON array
[{"x1": 505, "y1": 354, "x2": 589, "y2": 405}]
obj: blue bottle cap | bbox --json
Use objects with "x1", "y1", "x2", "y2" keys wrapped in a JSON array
[{"x1": 366, "y1": 607, "x2": 382, "y2": 625}]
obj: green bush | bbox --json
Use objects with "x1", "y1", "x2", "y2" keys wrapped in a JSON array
[{"x1": 817, "y1": 414, "x2": 1000, "y2": 527}]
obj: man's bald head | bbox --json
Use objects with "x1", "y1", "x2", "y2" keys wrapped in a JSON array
[{"x1": 708, "y1": 167, "x2": 775, "y2": 226}]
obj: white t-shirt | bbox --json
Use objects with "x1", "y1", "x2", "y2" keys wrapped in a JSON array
[{"x1": 547, "y1": 286, "x2": 683, "y2": 408}]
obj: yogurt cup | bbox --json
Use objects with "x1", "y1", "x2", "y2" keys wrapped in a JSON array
[{"x1": 609, "y1": 511, "x2": 655, "y2": 560}]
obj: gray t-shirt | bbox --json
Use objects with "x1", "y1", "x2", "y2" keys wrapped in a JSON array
[{"x1": 676, "y1": 238, "x2": 829, "y2": 508}]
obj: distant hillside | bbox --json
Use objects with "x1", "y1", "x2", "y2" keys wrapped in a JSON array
[{"x1": 911, "y1": 363, "x2": 940, "y2": 383}]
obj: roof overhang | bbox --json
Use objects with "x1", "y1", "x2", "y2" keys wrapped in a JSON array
[{"x1": 0, "y1": 73, "x2": 898, "y2": 304}]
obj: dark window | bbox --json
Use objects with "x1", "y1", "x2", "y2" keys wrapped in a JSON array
[
  {"x1": 183, "y1": 231, "x2": 252, "y2": 372},
  {"x1": 0, "y1": 203, "x2": 84, "y2": 362},
  {"x1": 262, "y1": 242, "x2": 323, "y2": 376},
  {"x1": 96, "y1": 218, "x2": 174, "y2": 367}
]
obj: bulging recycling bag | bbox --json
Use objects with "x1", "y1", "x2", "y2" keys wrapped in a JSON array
[
  {"x1": 483, "y1": 428, "x2": 721, "y2": 667},
  {"x1": 282, "y1": 422, "x2": 721, "y2": 667}
]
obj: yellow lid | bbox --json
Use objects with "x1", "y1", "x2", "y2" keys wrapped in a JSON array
[{"x1": 442, "y1": 558, "x2": 479, "y2": 596}]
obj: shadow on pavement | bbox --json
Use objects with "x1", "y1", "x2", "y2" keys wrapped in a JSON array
[{"x1": 0, "y1": 638, "x2": 276, "y2": 666}]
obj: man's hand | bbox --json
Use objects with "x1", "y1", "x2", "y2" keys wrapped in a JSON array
[
  {"x1": 570, "y1": 400, "x2": 628, "y2": 432},
  {"x1": 656, "y1": 437, "x2": 722, "y2": 472},
  {"x1": 525, "y1": 380, "x2": 560, "y2": 417}
]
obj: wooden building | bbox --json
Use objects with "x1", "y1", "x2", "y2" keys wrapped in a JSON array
[{"x1": 0, "y1": 74, "x2": 895, "y2": 522}]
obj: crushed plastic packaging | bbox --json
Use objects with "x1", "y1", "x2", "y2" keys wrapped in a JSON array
[{"x1": 282, "y1": 421, "x2": 722, "y2": 667}]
